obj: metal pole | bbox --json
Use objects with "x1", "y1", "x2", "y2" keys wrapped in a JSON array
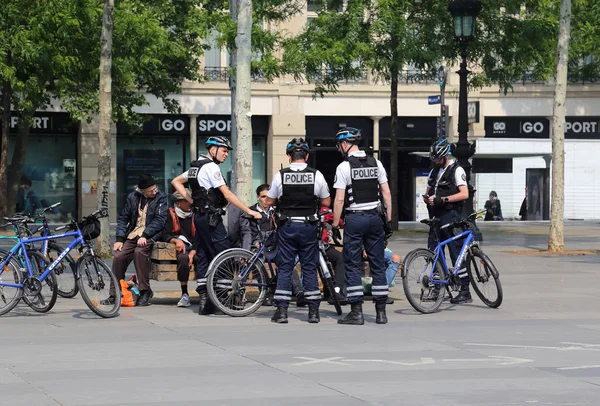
[
  {"x1": 453, "y1": 44, "x2": 476, "y2": 217},
  {"x1": 439, "y1": 67, "x2": 447, "y2": 140}
]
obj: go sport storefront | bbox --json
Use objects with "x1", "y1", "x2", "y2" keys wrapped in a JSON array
[
  {"x1": 116, "y1": 114, "x2": 269, "y2": 213},
  {"x1": 1, "y1": 112, "x2": 78, "y2": 221}
]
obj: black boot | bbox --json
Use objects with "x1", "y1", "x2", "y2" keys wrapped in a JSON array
[
  {"x1": 337, "y1": 303, "x2": 364, "y2": 325},
  {"x1": 450, "y1": 279, "x2": 473, "y2": 304},
  {"x1": 271, "y1": 306, "x2": 288, "y2": 324},
  {"x1": 197, "y1": 287, "x2": 212, "y2": 315},
  {"x1": 375, "y1": 301, "x2": 387, "y2": 324},
  {"x1": 136, "y1": 289, "x2": 154, "y2": 307},
  {"x1": 308, "y1": 307, "x2": 320, "y2": 323}
]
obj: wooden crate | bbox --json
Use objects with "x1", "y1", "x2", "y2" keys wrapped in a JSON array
[{"x1": 149, "y1": 242, "x2": 194, "y2": 281}]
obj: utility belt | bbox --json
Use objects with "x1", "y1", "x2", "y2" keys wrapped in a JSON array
[
  {"x1": 345, "y1": 207, "x2": 380, "y2": 215},
  {"x1": 277, "y1": 213, "x2": 319, "y2": 225},
  {"x1": 193, "y1": 205, "x2": 226, "y2": 227}
]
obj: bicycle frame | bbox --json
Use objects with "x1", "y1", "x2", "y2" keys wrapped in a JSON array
[
  {"x1": 430, "y1": 228, "x2": 474, "y2": 285},
  {"x1": 0, "y1": 230, "x2": 83, "y2": 289}
]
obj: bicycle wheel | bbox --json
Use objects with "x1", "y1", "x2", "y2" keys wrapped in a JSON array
[
  {"x1": 466, "y1": 247, "x2": 503, "y2": 308},
  {"x1": 317, "y1": 265, "x2": 342, "y2": 315},
  {"x1": 207, "y1": 249, "x2": 268, "y2": 317},
  {"x1": 76, "y1": 255, "x2": 120, "y2": 318},
  {"x1": 402, "y1": 248, "x2": 447, "y2": 314},
  {"x1": 22, "y1": 251, "x2": 58, "y2": 313},
  {"x1": 47, "y1": 242, "x2": 78, "y2": 298},
  {"x1": 0, "y1": 250, "x2": 24, "y2": 316}
]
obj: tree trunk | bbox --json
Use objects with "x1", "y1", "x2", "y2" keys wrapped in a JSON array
[
  {"x1": 0, "y1": 82, "x2": 11, "y2": 218},
  {"x1": 96, "y1": 0, "x2": 114, "y2": 258},
  {"x1": 7, "y1": 111, "x2": 34, "y2": 216},
  {"x1": 389, "y1": 62, "x2": 399, "y2": 229},
  {"x1": 548, "y1": 0, "x2": 571, "y2": 253},
  {"x1": 233, "y1": 0, "x2": 253, "y2": 205},
  {"x1": 228, "y1": 0, "x2": 238, "y2": 193}
]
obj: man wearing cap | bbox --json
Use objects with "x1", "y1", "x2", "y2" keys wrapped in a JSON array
[
  {"x1": 110, "y1": 174, "x2": 167, "y2": 306},
  {"x1": 162, "y1": 190, "x2": 197, "y2": 308}
]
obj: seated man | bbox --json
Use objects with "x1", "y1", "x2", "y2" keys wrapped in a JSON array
[
  {"x1": 110, "y1": 174, "x2": 167, "y2": 306},
  {"x1": 227, "y1": 203, "x2": 252, "y2": 250},
  {"x1": 243, "y1": 184, "x2": 276, "y2": 249},
  {"x1": 162, "y1": 191, "x2": 197, "y2": 308}
]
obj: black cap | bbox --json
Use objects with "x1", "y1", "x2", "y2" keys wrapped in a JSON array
[{"x1": 137, "y1": 174, "x2": 156, "y2": 190}]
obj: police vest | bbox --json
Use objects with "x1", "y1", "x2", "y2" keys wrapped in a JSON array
[
  {"x1": 187, "y1": 159, "x2": 228, "y2": 210},
  {"x1": 428, "y1": 162, "x2": 462, "y2": 212},
  {"x1": 345, "y1": 155, "x2": 380, "y2": 207},
  {"x1": 278, "y1": 167, "x2": 319, "y2": 217}
]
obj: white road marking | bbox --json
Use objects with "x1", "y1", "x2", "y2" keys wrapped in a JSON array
[
  {"x1": 291, "y1": 355, "x2": 531, "y2": 367},
  {"x1": 291, "y1": 357, "x2": 346, "y2": 366},
  {"x1": 442, "y1": 356, "x2": 533, "y2": 366},
  {"x1": 464, "y1": 343, "x2": 600, "y2": 352},
  {"x1": 557, "y1": 365, "x2": 600, "y2": 371},
  {"x1": 343, "y1": 358, "x2": 435, "y2": 366}
]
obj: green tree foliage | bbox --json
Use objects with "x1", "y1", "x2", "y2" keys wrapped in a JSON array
[
  {"x1": 205, "y1": 0, "x2": 303, "y2": 82},
  {"x1": 0, "y1": 0, "x2": 212, "y2": 216}
]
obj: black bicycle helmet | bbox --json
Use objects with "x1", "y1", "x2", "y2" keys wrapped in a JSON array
[
  {"x1": 335, "y1": 127, "x2": 362, "y2": 145},
  {"x1": 205, "y1": 136, "x2": 233, "y2": 150},
  {"x1": 285, "y1": 137, "x2": 309, "y2": 155},
  {"x1": 429, "y1": 137, "x2": 451, "y2": 161}
]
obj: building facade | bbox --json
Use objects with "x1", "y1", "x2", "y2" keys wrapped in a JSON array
[{"x1": 7, "y1": 10, "x2": 599, "y2": 221}]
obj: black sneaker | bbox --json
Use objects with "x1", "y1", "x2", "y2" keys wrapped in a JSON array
[{"x1": 100, "y1": 296, "x2": 116, "y2": 306}]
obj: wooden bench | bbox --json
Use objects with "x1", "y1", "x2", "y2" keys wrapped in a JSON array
[{"x1": 149, "y1": 242, "x2": 195, "y2": 281}]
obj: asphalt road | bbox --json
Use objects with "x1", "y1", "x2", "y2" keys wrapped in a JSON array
[{"x1": 1, "y1": 221, "x2": 600, "y2": 405}]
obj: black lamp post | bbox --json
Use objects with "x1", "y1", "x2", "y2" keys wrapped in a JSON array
[{"x1": 448, "y1": 0, "x2": 481, "y2": 218}]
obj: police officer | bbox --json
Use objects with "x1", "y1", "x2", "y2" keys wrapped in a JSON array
[
  {"x1": 423, "y1": 137, "x2": 470, "y2": 304},
  {"x1": 264, "y1": 138, "x2": 330, "y2": 324},
  {"x1": 332, "y1": 127, "x2": 393, "y2": 325},
  {"x1": 172, "y1": 136, "x2": 261, "y2": 315}
]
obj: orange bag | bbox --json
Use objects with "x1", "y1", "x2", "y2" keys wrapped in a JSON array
[{"x1": 120, "y1": 280, "x2": 135, "y2": 307}]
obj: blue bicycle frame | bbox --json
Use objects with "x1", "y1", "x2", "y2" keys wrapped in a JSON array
[
  {"x1": 0, "y1": 229, "x2": 84, "y2": 289},
  {"x1": 430, "y1": 227, "x2": 474, "y2": 286}
]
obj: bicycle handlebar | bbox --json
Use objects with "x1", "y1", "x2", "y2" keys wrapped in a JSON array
[{"x1": 422, "y1": 209, "x2": 486, "y2": 230}]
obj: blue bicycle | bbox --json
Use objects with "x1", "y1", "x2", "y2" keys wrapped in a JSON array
[
  {"x1": 402, "y1": 210, "x2": 503, "y2": 313},
  {"x1": 0, "y1": 209, "x2": 120, "y2": 318}
]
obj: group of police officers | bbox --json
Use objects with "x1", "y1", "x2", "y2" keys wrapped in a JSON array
[{"x1": 170, "y1": 128, "x2": 471, "y2": 324}]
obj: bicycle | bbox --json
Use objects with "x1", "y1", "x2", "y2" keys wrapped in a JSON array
[
  {"x1": 0, "y1": 209, "x2": 121, "y2": 318},
  {"x1": 206, "y1": 210, "x2": 343, "y2": 317},
  {"x1": 402, "y1": 209, "x2": 503, "y2": 314},
  {"x1": 0, "y1": 203, "x2": 79, "y2": 299}
]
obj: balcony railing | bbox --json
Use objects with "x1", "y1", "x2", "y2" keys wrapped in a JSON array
[
  {"x1": 308, "y1": 68, "x2": 369, "y2": 84},
  {"x1": 512, "y1": 72, "x2": 546, "y2": 85},
  {"x1": 203, "y1": 67, "x2": 268, "y2": 82},
  {"x1": 513, "y1": 72, "x2": 600, "y2": 85}
]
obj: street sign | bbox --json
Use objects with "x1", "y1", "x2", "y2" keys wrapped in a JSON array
[{"x1": 428, "y1": 95, "x2": 441, "y2": 105}]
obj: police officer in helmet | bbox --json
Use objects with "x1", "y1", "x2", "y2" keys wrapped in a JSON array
[
  {"x1": 423, "y1": 137, "x2": 471, "y2": 304},
  {"x1": 172, "y1": 136, "x2": 261, "y2": 315},
  {"x1": 264, "y1": 138, "x2": 331, "y2": 324},
  {"x1": 332, "y1": 127, "x2": 393, "y2": 325}
]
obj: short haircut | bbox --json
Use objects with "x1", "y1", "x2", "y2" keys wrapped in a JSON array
[
  {"x1": 256, "y1": 184, "x2": 270, "y2": 195},
  {"x1": 290, "y1": 150, "x2": 308, "y2": 161}
]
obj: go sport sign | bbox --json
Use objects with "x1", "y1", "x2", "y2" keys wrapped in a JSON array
[{"x1": 485, "y1": 117, "x2": 600, "y2": 139}]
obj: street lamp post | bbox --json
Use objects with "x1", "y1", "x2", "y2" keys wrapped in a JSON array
[{"x1": 448, "y1": 0, "x2": 482, "y2": 218}]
